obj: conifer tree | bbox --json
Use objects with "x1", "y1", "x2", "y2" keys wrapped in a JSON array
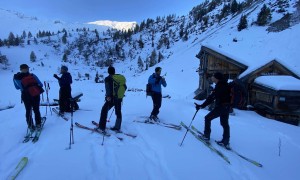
[
  {"x1": 137, "y1": 56, "x2": 144, "y2": 71},
  {"x1": 28, "y1": 31, "x2": 33, "y2": 39},
  {"x1": 238, "y1": 14, "x2": 248, "y2": 31},
  {"x1": 22, "y1": 31, "x2": 27, "y2": 39},
  {"x1": 231, "y1": 0, "x2": 239, "y2": 14},
  {"x1": 257, "y1": 4, "x2": 272, "y2": 26},
  {"x1": 8, "y1": 32, "x2": 15, "y2": 46},
  {"x1": 158, "y1": 52, "x2": 164, "y2": 63},
  {"x1": 62, "y1": 32, "x2": 67, "y2": 44},
  {"x1": 0, "y1": 51, "x2": 9, "y2": 66},
  {"x1": 149, "y1": 49, "x2": 157, "y2": 67},
  {"x1": 62, "y1": 53, "x2": 68, "y2": 62},
  {"x1": 30, "y1": 51, "x2": 37, "y2": 62},
  {"x1": 138, "y1": 35, "x2": 144, "y2": 49}
]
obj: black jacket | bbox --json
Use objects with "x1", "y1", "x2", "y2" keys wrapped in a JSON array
[
  {"x1": 55, "y1": 72, "x2": 72, "y2": 88},
  {"x1": 201, "y1": 80, "x2": 231, "y2": 108}
]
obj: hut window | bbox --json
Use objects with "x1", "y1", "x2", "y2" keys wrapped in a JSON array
[
  {"x1": 256, "y1": 91, "x2": 273, "y2": 103},
  {"x1": 279, "y1": 97, "x2": 286, "y2": 102}
]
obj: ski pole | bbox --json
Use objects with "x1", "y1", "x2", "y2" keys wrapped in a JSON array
[
  {"x1": 47, "y1": 83, "x2": 52, "y2": 115},
  {"x1": 107, "y1": 108, "x2": 114, "y2": 122},
  {"x1": 101, "y1": 133, "x2": 105, "y2": 146},
  {"x1": 68, "y1": 99, "x2": 75, "y2": 149},
  {"x1": 179, "y1": 109, "x2": 199, "y2": 146},
  {"x1": 44, "y1": 81, "x2": 48, "y2": 115},
  {"x1": 41, "y1": 92, "x2": 44, "y2": 102}
]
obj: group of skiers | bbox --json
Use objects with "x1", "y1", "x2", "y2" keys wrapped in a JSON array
[{"x1": 13, "y1": 63, "x2": 231, "y2": 148}]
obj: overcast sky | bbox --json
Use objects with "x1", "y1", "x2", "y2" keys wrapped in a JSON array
[{"x1": 0, "y1": 0, "x2": 202, "y2": 23}]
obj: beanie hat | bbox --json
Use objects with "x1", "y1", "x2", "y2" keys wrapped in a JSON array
[
  {"x1": 20, "y1": 64, "x2": 29, "y2": 69},
  {"x1": 61, "y1": 65, "x2": 68, "y2": 71},
  {"x1": 155, "y1": 67, "x2": 162, "y2": 72},
  {"x1": 213, "y1": 72, "x2": 223, "y2": 81},
  {"x1": 108, "y1": 66, "x2": 115, "y2": 75}
]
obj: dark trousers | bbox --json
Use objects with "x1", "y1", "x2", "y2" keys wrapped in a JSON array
[
  {"x1": 151, "y1": 92, "x2": 162, "y2": 116},
  {"x1": 98, "y1": 98, "x2": 123, "y2": 130},
  {"x1": 22, "y1": 94, "x2": 41, "y2": 127},
  {"x1": 59, "y1": 87, "x2": 72, "y2": 112},
  {"x1": 204, "y1": 105, "x2": 230, "y2": 144}
]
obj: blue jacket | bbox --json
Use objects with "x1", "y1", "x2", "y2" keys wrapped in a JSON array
[
  {"x1": 13, "y1": 72, "x2": 43, "y2": 91},
  {"x1": 148, "y1": 73, "x2": 167, "y2": 93}
]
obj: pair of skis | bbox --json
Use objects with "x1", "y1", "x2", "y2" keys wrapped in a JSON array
[
  {"x1": 181, "y1": 122, "x2": 263, "y2": 167},
  {"x1": 23, "y1": 117, "x2": 47, "y2": 143},
  {"x1": 75, "y1": 121, "x2": 137, "y2": 140},
  {"x1": 134, "y1": 116, "x2": 181, "y2": 130},
  {"x1": 52, "y1": 108, "x2": 69, "y2": 121}
]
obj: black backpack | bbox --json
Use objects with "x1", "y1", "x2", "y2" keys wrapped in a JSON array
[{"x1": 146, "y1": 83, "x2": 152, "y2": 96}]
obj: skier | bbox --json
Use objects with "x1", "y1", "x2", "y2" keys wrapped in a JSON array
[
  {"x1": 95, "y1": 66, "x2": 127, "y2": 133},
  {"x1": 13, "y1": 64, "x2": 44, "y2": 131},
  {"x1": 53, "y1": 65, "x2": 72, "y2": 114},
  {"x1": 195, "y1": 72, "x2": 231, "y2": 149},
  {"x1": 148, "y1": 67, "x2": 167, "y2": 122}
]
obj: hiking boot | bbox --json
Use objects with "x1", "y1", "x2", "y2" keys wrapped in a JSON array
[
  {"x1": 36, "y1": 124, "x2": 42, "y2": 131},
  {"x1": 198, "y1": 134, "x2": 210, "y2": 142},
  {"x1": 149, "y1": 115, "x2": 159, "y2": 122},
  {"x1": 216, "y1": 140, "x2": 231, "y2": 150},
  {"x1": 59, "y1": 111, "x2": 64, "y2": 116},
  {"x1": 28, "y1": 125, "x2": 35, "y2": 132},
  {"x1": 94, "y1": 127, "x2": 106, "y2": 134},
  {"x1": 110, "y1": 127, "x2": 121, "y2": 133},
  {"x1": 147, "y1": 117, "x2": 157, "y2": 124}
]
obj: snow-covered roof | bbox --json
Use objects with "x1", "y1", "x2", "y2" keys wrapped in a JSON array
[{"x1": 254, "y1": 75, "x2": 300, "y2": 91}]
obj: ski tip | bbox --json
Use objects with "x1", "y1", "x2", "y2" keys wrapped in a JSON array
[{"x1": 22, "y1": 157, "x2": 29, "y2": 161}]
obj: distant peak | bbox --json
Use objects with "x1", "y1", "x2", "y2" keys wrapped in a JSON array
[{"x1": 87, "y1": 20, "x2": 137, "y2": 30}]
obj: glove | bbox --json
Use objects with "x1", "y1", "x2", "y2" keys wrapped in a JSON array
[
  {"x1": 106, "y1": 96, "x2": 111, "y2": 102},
  {"x1": 53, "y1": 74, "x2": 59, "y2": 79},
  {"x1": 194, "y1": 103, "x2": 201, "y2": 111}
]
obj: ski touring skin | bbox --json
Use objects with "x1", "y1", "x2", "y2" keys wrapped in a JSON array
[
  {"x1": 75, "y1": 122, "x2": 123, "y2": 141},
  {"x1": 91, "y1": 121, "x2": 137, "y2": 138},
  {"x1": 180, "y1": 122, "x2": 230, "y2": 164},
  {"x1": 7, "y1": 157, "x2": 28, "y2": 180},
  {"x1": 191, "y1": 126, "x2": 263, "y2": 167},
  {"x1": 52, "y1": 108, "x2": 69, "y2": 121}
]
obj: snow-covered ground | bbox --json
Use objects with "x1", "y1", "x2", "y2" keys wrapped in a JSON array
[{"x1": 1, "y1": 0, "x2": 300, "y2": 179}]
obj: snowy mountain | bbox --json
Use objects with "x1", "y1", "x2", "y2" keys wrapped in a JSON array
[
  {"x1": 0, "y1": 8, "x2": 134, "y2": 39},
  {"x1": 1, "y1": 0, "x2": 300, "y2": 180},
  {"x1": 87, "y1": 20, "x2": 137, "y2": 31}
]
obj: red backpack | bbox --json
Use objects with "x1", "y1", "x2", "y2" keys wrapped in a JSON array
[{"x1": 21, "y1": 74, "x2": 41, "y2": 97}]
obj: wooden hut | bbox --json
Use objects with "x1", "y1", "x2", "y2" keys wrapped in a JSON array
[
  {"x1": 195, "y1": 46, "x2": 247, "y2": 100},
  {"x1": 250, "y1": 76, "x2": 300, "y2": 125},
  {"x1": 195, "y1": 45, "x2": 300, "y2": 125}
]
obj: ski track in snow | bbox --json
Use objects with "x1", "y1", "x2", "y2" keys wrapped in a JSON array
[{"x1": 133, "y1": 124, "x2": 175, "y2": 180}]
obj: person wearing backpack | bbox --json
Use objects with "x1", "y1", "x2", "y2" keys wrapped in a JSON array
[
  {"x1": 194, "y1": 72, "x2": 231, "y2": 149},
  {"x1": 148, "y1": 67, "x2": 167, "y2": 122},
  {"x1": 53, "y1": 65, "x2": 72, "y2": 114},
  {"x1": 95, "y1": 66, "x2": 127, "y2": 133},
  {"x1": 13, "y1": 64, "x2": 44, "y2": 131}
]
